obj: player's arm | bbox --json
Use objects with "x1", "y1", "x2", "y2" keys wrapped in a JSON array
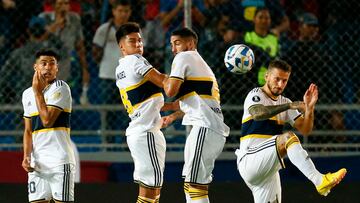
[
  {"x1": 293, "y1": 84, "x2": 318, "y2": 136},
  {"x1": 161, "y1": 100, "x2": 180, "y2": 112},
  {"x1": 144, "y1": 68, "x2": 168, "y2": 88},
  {"x1": 32, "y1": 71, "x2": 62, "y2": 127},
  {"x1": 161, "y1": 110, "x2": 185, "y2": 128},
  {"x1": 249, "y1": 101, "x2": 304, "y2": 121},
  {"x1": 163, "y1": 77, "x2": 183, "y2": 97},
  {"x1": 22, "y1": 118, "x2": 34, "y2": 172}
]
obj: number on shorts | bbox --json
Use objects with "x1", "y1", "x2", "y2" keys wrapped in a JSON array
[{"x1": 29, "y1": 181, "x2": 36, "y2": 193}]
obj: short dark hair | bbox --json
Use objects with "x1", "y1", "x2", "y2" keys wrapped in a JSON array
[
  {"x1": 112, "y1": 0, "x2": 131, "y2": 9},
  {"x1": 268, "y1": 59, "x2": 292, "y2": 72},
  {"x1": 35, "y1": 49, "x2": 60, "y2": 61},
  {"x1": 171, "y1": 27, "x2": 198, "y2": 45},
  {"x1": 116, "y1": 22, "x2": 141, "y2": 44},
  {"x1": 254, "y1": 7, "x2": 270, "y2": 18}
]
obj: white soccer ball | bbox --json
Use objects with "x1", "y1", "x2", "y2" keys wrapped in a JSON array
[{"x1": 224, "y1": 44, "x2": 255, "y2": 74}]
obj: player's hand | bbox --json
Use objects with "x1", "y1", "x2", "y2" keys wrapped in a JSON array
[
  {"x1": 32, "y1": 70, "x2": 46, "y2": 94},
  {"x1": 290, "y1": 101, "x2": 305, "y2": 113},
  {"x1": 22, "y1": 157, "x2": 35, "y2": 173},
  {"x1": 303, "y1": 83, "x2": 318, "y2": 110},
  {"x1": 161, "y1": 115, "x2": 175, "y2": 128}
]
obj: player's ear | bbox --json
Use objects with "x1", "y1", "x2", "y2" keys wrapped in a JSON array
[
  {"x1": 119, "y1": 41, "x2": 125, "y2": 53},
  {"x1": 33, "y1": 63, "x2": 37, "y2": 71}
]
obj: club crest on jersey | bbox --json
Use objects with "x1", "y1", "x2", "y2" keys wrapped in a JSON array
[
  {"x1": 117, "y1": 71, "x2": 126, "y2": 80},
  {"x1": 52, "y1": 92, "x2": 61, "y2": 100},
  {"x1": 252, "y1": 96, "x2": 260, "y2": 102}
]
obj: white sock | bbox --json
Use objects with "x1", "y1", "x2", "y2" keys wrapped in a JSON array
[
  {"x1": 185, "y1": 191, "x2": 191, "y2": 202},
  {"x1": 287, "y1": 143, "x2": 323, "y2": 186},
  {"x1": 187, "y1": 186, "x2": 209, "y2": 203}
]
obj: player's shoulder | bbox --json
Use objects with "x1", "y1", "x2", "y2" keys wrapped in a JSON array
[
  {"x1": 279, "y1": 94, "x2": 292, "y2": 103},
  {"x1": 121, "y1": 54, "x2": 143, "y2": 63},
  {"x1": 175, "y1": 51, "x2": 195, "y2": 59},
  {"x1": 245, "y1": 87, "x2": 263, "y2": 102},
  {"x1": 50, "y1": 80, "x2": 71, "y2": 92},
  {"x1": 247, "y1": 87, "x2": 262, "y2": 95},
  {"x1": 22, "y1": 87, "x2": 33, "y2": 97}
]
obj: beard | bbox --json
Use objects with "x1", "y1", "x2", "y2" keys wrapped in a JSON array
[{"x1": 267, "y1": 83, "x2": 283, "y2": 96}]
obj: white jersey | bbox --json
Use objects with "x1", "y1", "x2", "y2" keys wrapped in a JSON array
[
  {"x1": 240, "y1": 87, "x2": 301, "y2": 151},
  {"x1": 116, "y1": 54, "x2": 164, "y2": 135},
  {"x1": 170, "y1": 51, "x2": 229, "y2": 137},
  {"x1": 22, "y1": 80, "x2": 75, "y2": 172}
]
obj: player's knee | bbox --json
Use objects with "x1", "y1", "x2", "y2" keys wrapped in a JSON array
[
  {"x1": 277, "y1": 131, "x2": 300, "y2": 156},
  {"x1": 282, "y1": 131, "x2": 300, "y2": 150}
]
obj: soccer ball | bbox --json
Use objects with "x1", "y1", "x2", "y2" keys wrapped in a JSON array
[{"x1": 224, "y1": 44, "x2": 255, "y2": 74}]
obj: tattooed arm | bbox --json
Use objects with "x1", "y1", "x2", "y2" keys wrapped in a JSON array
[{"x1": 249, "y1": 101, "x2": 304, "y2": 121}]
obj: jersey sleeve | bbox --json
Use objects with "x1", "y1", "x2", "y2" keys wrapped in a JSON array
[
  {"x1": 169, "y1": 52, "x2": 187, "y2": 81},
  {"x1": 47, "y1": 81, "x2": 72, "y2": 111},
  {"x1": 133, "y1": 54, "x2": 153, "y2": 77},
  {"x1": 243, "y1": 88, "x2": 265, "y2": 111},
  {"x1": 22, "y1": 90, "x2": 30, "y2": 118},
  {"x1": 284, "y1": 97, "x2": 302, "y2": 126}
]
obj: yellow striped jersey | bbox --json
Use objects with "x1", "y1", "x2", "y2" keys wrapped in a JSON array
[
  {"x1": 22, "y1": 80, "x2": 75, "y2": 171},
  {"x1": 240, "y1": 87, "x2": 301, "y2": 151},
  {"x1": 170, "y1": 51, "x2": 229, "y2": 137},
  {"x1": 115, "y1": 54, "x2": 164, "y2": 135}
]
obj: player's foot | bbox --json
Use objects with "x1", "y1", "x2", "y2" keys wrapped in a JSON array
[{"x1": 316, "y1": 168, "x2": 347, "y2": 196}]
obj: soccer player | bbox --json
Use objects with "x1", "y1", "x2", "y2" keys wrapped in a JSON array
[
  {"x1": 235, "y1": 59, "x2": 347, "y2": 202},
  {"x1": 115, "y1": 22, "x2": 167, "y2": 203},
  {"x1": 22, "y1": 49, "x2": 76, "y2": 203},
  {"x1": 161, "y1": 27, "x2": 230, "y2": 203}
]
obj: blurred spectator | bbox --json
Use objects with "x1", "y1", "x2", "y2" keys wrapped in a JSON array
[
  {"x1": 39, "y1": 0, "x2": 90, "y2": 105},
  {"x1": 0, "y1": 0, "x2": 16, "y2": 67},
  {"x1": 142, "y1": 0, "x2": 165, "y2": 70},
  {"x1": 244, "y1": 7, "x2": 279, "y2": 86},
  {"x1": 0, "y1": 16, "x2": 68, "y2": 104},
  {"x1": 159, "y1": 0, "x2": 206, "y2": 73},
  {"x1": 282, "y1": 12, "x2": 343, "y2": 130},
  {"x1": 43, "y1": 0, "x2": 82, "y2": 14},
  {"x1": 92, "y1": 0, "x2": 131, "y2": 104},
  {"x1": 100, "y1": 0, "x2": 145, "y2": 26},
  {"x1": 241, "y1": 0, "x2": 289, "y2": 37},
  {"x1": 282, "y1": 12, "x2": 322, "y2": 100}
]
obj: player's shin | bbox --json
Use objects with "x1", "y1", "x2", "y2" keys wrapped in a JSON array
[{"x1": 286, "y1": 136, "x2": 322, "y2": 186}]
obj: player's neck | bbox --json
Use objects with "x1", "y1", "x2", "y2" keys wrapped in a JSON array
[{"x1": 261, "y1": 86, "x2": 279, "y2": 100}]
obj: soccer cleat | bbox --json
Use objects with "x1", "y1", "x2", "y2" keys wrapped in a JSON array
[{"x1": 316, "y1": 168, "x2": 347, "y2": 196}]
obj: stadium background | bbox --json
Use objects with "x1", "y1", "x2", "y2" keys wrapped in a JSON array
[{"x1": 0, "y1": 0, "x2": 359, "y2": 202}]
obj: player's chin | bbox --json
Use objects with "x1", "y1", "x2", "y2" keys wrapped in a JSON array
[{"x1": 272, "y1": 89, "x2": 283, "y2": 96}]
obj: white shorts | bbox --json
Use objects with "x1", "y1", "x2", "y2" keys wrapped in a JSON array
[
  {"x1": 236, "y1": 136, "x2": 283, "y2": 203},
  {"x1": 28, "y1": 164, "x2": 75, "y2": 202},
  {"x1": 183, "y1": 126, "x2": 226, "y2": 184},
  {"x1": 127, "y1": 130, "x2": 166, "y2": 188}
]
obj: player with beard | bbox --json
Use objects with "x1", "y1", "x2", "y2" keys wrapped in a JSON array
[{"x1": 235, "y1": 59, "x2": 346, "y2": 202}]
